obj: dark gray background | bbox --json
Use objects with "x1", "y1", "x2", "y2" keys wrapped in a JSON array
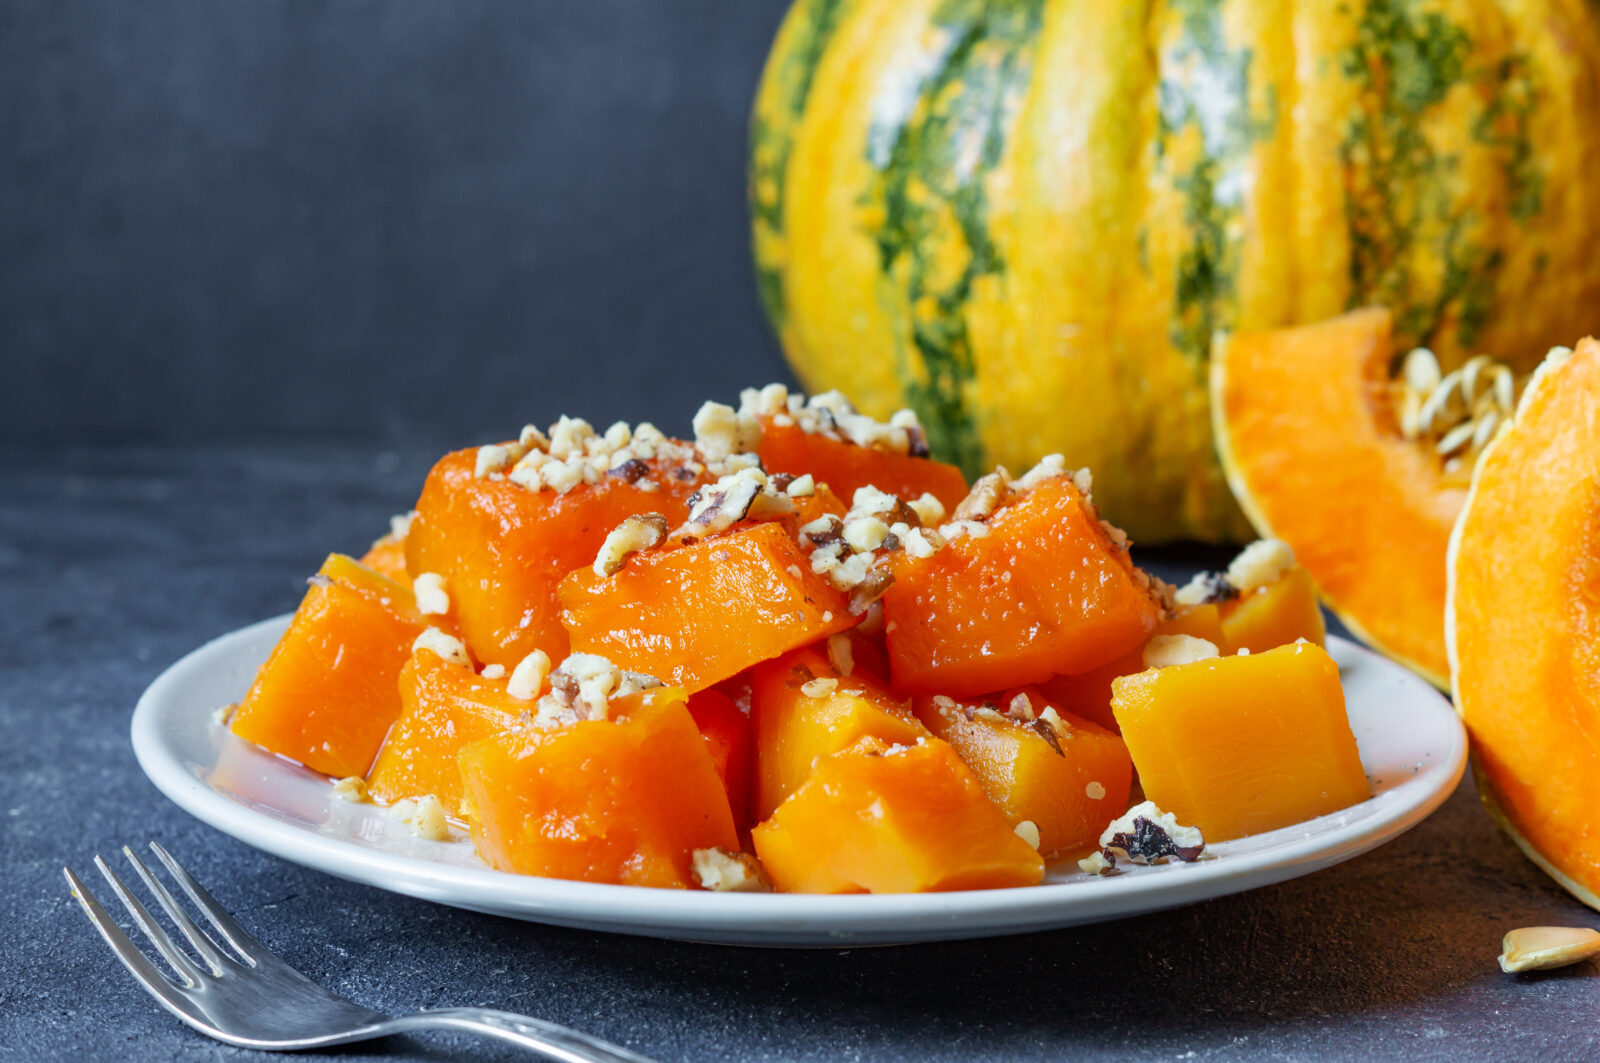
[{"x1": 3, "y1": 0, "x2": 794, "y2": 447}]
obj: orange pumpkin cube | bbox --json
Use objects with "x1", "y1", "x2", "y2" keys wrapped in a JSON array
[
  {"x1": 367, "y1": 650, "x2": 523, "y2": 815},
  {"x1": 749, "y1": 645, "x2": 928, "y2": 821},
  {"x1": 686, "y1": 688, "x2": 754, "y2": 832},
  {"x1": 230, "y1": 554, "x2": 425, "y2": 778},
  {"x1": 758, "y1": 418, "x2": 969, "y2": 513},
  {"x1": 458, "y1": 688, "x2": 738, "y2": 888},
  {"x1": 1037, "y1": 603, "x2": 1227, "y2": 732},
  {"x1": 358, "y1": 531, "x2": 410, "y2": 588},
  {"x1": 559, "y1": 520, "x2": 855, "y2": 691},
  {"x1": 752, "y1": 737, "x2": 1045, "y2": 893},
  {"x1": 1111, "y1": 641, "x2": 1368, "y2": 842},
  {"x1": 882, "y1": 476, "x2": 1161, "y2": 696},
  {"x1": 914, "y1": 689, "x2": 1132, "y2": 858},
  {"x1": 405, "y1": 447, "x2": 704, "y2": 668},
  {"x1": 1220, "y1": 565, "x2": 1327, "y2": 654}
]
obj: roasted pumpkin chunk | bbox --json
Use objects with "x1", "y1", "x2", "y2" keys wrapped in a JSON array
[
  {"x1": 230, "y1": 554, "x2": 425, "y2": 778},
  {"x1": 1220, "y1": 565, "x2": 1326, "y2": 654},
  {"x1": 367, "y1": 649, "x2": 523, "y2": 815},
  {"x1": 559, "y1": 520, "x2": 855, "y2": 692},
  {"x1": 915, "y1": 688, "x2": 1132, "y2": 858},
  {"x1": 752, "y1": 737, "x2": 1045, "y2": 893},
  {"x1": 458, "y1": 688, "x2": 738, "y2": 888},
  {"x1": 758, "y1": 418, "x2": 968, "y2": 514},
  {"x1": 1112, "y1": 642, "x2": 1368, "y2": 842},
  {"x1": 749, "y1": 644, "x2": 929, "y2": 822},
  {"x1": 686, "y1": 688, "x2": 755, "y2": 833},
  {"x1": 405, "y1": 444, "x2": 704, "y2": 668},
  {"x1": 882, "y1": 475, "x2": 1161, "y2": 696},
  {"x1": 1037, "y1": 603, "x2": 1227, "y2": 732}
]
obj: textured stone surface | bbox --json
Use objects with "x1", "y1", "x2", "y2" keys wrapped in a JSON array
[{"x1": 3, "y1": 444, "x2": 1597, "y2": 1061}]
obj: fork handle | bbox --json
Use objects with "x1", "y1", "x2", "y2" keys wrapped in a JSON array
[{"x1": 378, "y1": 1008, "x2": 660, "y2": 1063}]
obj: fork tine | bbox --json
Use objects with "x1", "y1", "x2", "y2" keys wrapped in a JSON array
[
  {"x1": 147, "y1": 842, "x2": 268, "y2": 966},
  {"x1": 63, "y1": 866, "x2": 194, "y2": 1016},
  {"x1": 121, "y1": 846, "x2": 229, "y2": 975},
  {"x1": 93, "y1": 855, "x2": 205, "y2": 987}
]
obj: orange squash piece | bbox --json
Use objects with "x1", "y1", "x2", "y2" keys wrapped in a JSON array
[
  {"x1": 358, "y1": 531, "x2": 410, "y2": 587},
  {"x1": 1112, "y1": 642, "x2": 1369, "y2": 842},
  {"x1": 758, "y1": 418, "x2": 968, "y2": 513},
  {"x1": 367, "y1": 650, "x2": 522, "y2": 815},
  {"x1": 559, "y1": 520, "x2": 855, "y2": 691},
  {"x1": 882, "y1": 476, "x2": 1161, "y2": 696},
  {"x1": 686, "y1": 689, "x2": 754, "y2": 832},
  {"x1": 1212, "y1": 308, "x2": 1478, "y2": 687},
  {"x1": 752, "y1": 737, "x2": 1044, "y2": 893},
  {"x1": 230, "y1": 554, "x2": 425, "y2": 778},
  {"x1": 1037, "y1": 604, "x2": 1227, "y2": 732},
  {"x1": 1220, "y1": 565, "x2": 1327, "y2": 655},
  {"x1": 914, "y1": 689, "x2": 1132, "y2": 858},
  {"x1": 749, "y1": 645, "x2": 928, "y2": 821},
  {"x1": 405, "y1": 447, "x2": 704, "y2": 668},
  {"x1": 1449, "y1": 338, "x2": 1600, "y2": 909},
  {"x1": 458, "y1": 688, "x2": 738, "y2": 888}
]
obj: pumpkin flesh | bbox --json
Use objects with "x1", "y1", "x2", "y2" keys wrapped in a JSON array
[
  {"x1": 1448, "y1": 337, "x2": 1600, "y2": 909},
  {"x1": 1212, "y1": 307, "x2": 1459, "y2": 685}
]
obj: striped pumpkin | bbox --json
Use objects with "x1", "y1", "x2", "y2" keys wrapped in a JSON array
[{"x1": 749, "y1": 0, "x2": 1600, "y2": 542}]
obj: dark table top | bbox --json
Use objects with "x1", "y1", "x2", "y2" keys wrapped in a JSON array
[{"x1": 4, "y1": 443, "x2": 1597, "y2": 1062}]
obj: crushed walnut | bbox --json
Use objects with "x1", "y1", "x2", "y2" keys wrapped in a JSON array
[
  {"x1": 521, "y1": 653, "x2": 663, "y2": 728},
  {"x1": 331, "y1": 776, "x2": 369, "y2": 803},
  {"x1": 690, "y1": 847, "x2": 771, "y2": 892},
  {"x1": 679, "y1": 467, "x2": 795, "y2": 536},
  {"x1": 413, "y1": 627, "x2": 471, "y2": 668},
  {"x1": 1141, "y1": 633, "x2": 1220, "y2": 669},
  {"x1": 1079, "y1": 801, "x2": 1206, "y2": 874},
  {"x1": 1174, "y1": 538, "x2": 1297, "y2": 607},
  {"x1": 507, "y1": 648, "x2": 553, "y2": 701},
  {"x1": 737, "y1": 384, "x2": 929, "y2": 456},
  {"x1": 475, "y1": 416, "x2": 703, "y2": 496},
  {"x1": 389, "y1": 794, "x2": 451, "y2": 841},
  {"x1": 593, "y1": 513, "x2": 670, "y2": 577},
  {"x1": 412, "y1": 571, "x2": 450, "y2": 616},
  {"x1": 826, "y1": 634, "x2": 855, "y2": 677}
]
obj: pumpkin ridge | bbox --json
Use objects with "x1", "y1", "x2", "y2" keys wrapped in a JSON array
[
  {"x1": 749, "y1": 0, "x2": 855, "y2": 331},
  {"x1": 862, "y1": 0, "x2": 1044, "y2": 479}
]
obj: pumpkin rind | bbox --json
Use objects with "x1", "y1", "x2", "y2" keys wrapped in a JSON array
[
  {"x1": 1211, "y1": 307, "x2": 1458, "y2": 687},
  {"x1": 1446, "y1": 337, "x2": 1600, "y2": 910},
  {"x1": 751, "y1": 0, "x2": 1600, "y2": 541}
]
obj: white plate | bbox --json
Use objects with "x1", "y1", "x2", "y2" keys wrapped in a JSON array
[{"x1": 132, "y1": 618, "x2": 1465, "y2": 946}]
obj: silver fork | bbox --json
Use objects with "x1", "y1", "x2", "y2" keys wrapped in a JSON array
[{"x1": 64, "y1": 842, "x2": 660, "y2": 1061}]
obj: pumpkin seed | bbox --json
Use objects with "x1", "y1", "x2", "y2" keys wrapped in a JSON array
[
  {"x1": 1499, "y1": 926, "x2": 1600, "y2": 973},
  {"x1": 1435, "y1": 419, "x2": 1478, "y2": 457},
  {"x1": 1402, "y1": 347, "x2": 1442, "y2": 393}
]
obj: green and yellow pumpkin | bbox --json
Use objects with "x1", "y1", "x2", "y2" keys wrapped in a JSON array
[{"x1": 749, "y1": 0, "x2": 1600, "y2": 542}]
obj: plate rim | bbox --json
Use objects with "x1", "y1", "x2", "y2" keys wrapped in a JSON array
[{"x1": 132, "y1": 616, "x2": 1467, "y2": 946}]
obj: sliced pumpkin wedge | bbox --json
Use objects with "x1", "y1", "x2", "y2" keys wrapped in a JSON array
[
  {"x1": 1212, "y1": 307, "x2": 1515, "y2": 688},
  {"x1": 1447, "y1": 337, "x2": 1600, "y2": 910}
]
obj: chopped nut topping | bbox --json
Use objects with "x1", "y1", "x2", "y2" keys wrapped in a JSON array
[
  {"x1": 479, "y1": 663, "x2": 506, "y2": 679},
  {"x1": 331, "y1": 776, "x2": 369, "y2": 803},
  {"x1": 1014, "y1": 453, "x2": 1069, "y2": 492},
  {"x1": 1007, "y1": 692, "x2": 1036, "y2": 721},
  {"x1": 826, "y1": 634, "x2": 855, "y2": 678},
  {"x1": 412, "y1": 572, "x2": 450, "y2": 616},
  {"x1": 389, "y1": 510, "x2": 417, "y2": 541},
  {"x1": 952, "y1": 469, "x2": 1010, "y2": 522},
  {"x1": 1094, "y1": 801, "x2": 1206, "y2": 870},
  {"x1": 1079, "y1": 850, "x2": 1115, "y2": 875},
  {"x1": 681, "y1": 467, "x2": 794, "y2": 536},
  {"x1": 1173, "y1": 570, "x2": 1240, "y2": 607},
  {"x1": 691, "y1": 400, "x2": 763, "y2": 469},
  {"x1": 1142, "y1": 634, "x2": 1220, "y2": 669},
  {"x1": 524, "y1": 653, "x2": 663, "y2": 727},
  {"x1": 1013, "y1": 820, "x2": 1042, "y2": 850},
  {"x1": 938, "y1": 519, "x2": 991, "y2": 541},
  {"x1": 800, "y1": 677, "x2": 839, "y2": 698},
  {"x1": 413, "y1": 627, "x2": 470, "y2": 668},
  {"x1": 1226, "y1": 538, "x2": 1297, "y2": 594},
  {"x1": 737, "y1": 384, "x2": 927, "y2": 454},
  {"x1": 843, "y1": 516, "x2": 891, "y2": 553},
  {"x1": 785, "y1": 473, "x2": 816, "y2": 497},
  {"x1": 906, "y1": 492, "x2": 946, "y2": 527},
  {"x1": 475, "y1": 441, "x2": 528, "y2": 478},
  {"x1": 593, "y1": 513, "x2": 670, "y2": 577},
  {"x1": 691, "y1": 847, "x2": 771, "y2": 892},
  {"x1": 1499, "y1": 926, "x2": 1600, "y2": 973},
  {"x1": 507, "y1": 649, "x2": 553, "y2": 701},
  {"x1": 388, "y1": 794, "x2": 450, "y2": 841}
]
